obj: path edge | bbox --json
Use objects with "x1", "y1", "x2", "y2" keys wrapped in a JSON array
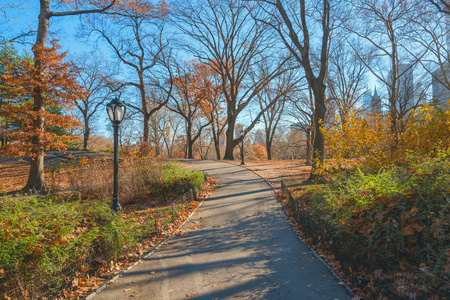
[
  {"x1": 84, "y1": 198, "x2": 205, "y2": 300},
  {"x1": 222, "y1": 161, "x2": 354, "y2": 297}
]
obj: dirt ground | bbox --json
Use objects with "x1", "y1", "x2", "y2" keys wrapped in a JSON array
[
  {"x1": 225, "y1": 159, "x2": 311, "y2": 189},
  {"x1": 0, "y1": 157, "x2": 310, "y2": 193}
]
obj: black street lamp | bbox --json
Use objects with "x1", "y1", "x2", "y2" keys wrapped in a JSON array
[
  {"x1": 240, "y1": 129, "x2": 245, "y2": 165},
  {"x1": 106, "y1": 97, "x2": 126, "y2": 212}
]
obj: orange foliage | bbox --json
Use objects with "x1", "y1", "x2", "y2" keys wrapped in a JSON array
[
  {"x1": 0, "y1": 41, "x2": 84, "y2": 158},
  {"x1": 170, "y1": 60, "x2": 223, "y2": 122},
  {"x1": 249, "y1": 143, "x2": 268, "y2": 160},
  {"x1": 67, "y1": 0, "x2": 171, "y2": 21}
]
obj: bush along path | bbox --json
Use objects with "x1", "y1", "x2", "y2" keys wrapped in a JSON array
[
  {"x1": 279, "y1": 151, "x2": 450, "y2": 298},
  {"x1": 0, "y1": 162, "x2": 216, "y2": 299},
  {"x1": 93, "y1": 160, "x2": 350, "y2": 300}
]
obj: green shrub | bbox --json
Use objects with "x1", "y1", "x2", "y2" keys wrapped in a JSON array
[
  {"x1": 0, "y1": 197, "x2": 129, "y2": 298},
  {"x1": 291, "y1": 150, "x2": 450, "y2": 297},
  {"x1": 148, "y1": 162, "x2": 204, "y2": 198}
]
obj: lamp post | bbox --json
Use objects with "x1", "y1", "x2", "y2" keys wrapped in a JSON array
[
  {"x1": 240, "y1": 129, "x2": 245, "y2": 165},
  {"x1": 106, "y1": 97, "x2": 126, "y2": 212}
]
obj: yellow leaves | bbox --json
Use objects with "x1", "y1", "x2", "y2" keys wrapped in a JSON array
[
  {"x1": 410, "y1": 207, "x2": 419, "y2": 215},
  {"x1": 324, "y1": 104, "x2": 450, "y2": 169}
]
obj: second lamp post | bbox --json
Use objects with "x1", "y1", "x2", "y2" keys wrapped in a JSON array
[
  {"x1": 106, "y1": 97, "x2": 126, "y2": 212},
  {"x1": 240, "y1": 129, "x2": 245, "y2": 165}
]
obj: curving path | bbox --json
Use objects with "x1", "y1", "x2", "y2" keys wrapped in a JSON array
[{"x1": 93, "y1": 160, "x2": 350, "y2": 300}]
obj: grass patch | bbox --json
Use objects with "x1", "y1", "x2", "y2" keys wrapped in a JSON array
[
  {"x1": 0, "y1": 158, "x2": 207, "y2": 299},
  {"x1": 0, "y1": 197, "x2": 127, "y2": 298}
]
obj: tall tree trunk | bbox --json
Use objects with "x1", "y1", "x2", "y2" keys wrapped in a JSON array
[
  {"x1": 24, "y1": 92, "x2": 47, "y2": 192},
  {"x1": 309, "y1": 84, "x2": 326, "y2": 178},
  {"x1": 139, "y1": 73, "x2": 150, "y2": 144},
  {"x1": 142, "y1": 114, "x2": 150, "y2": 144},
  {"x1": 223, "y1": 116, "x2": 236, "y2": 160},
  {"x1": 83, "y1": 120, "x2": 90, "y2": 149},
  {"x1": 187, "y1": 122, "x2": 193, "y2": 159},
  {"x1": 23, "y1": 1, "x2": 50, "y2": 192},
  {"x1": 305, "y1": 127, "x2": 312, "y2": 166},
  {"x1": 212, "y1": 125, "x2": 221, "y2": 160},
  {"x1": 266, "y1": 135, "x2": 272, "y2": 160}
]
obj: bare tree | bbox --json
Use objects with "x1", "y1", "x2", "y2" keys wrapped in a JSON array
[
  {"x1": 83, "y1": 2, "x2": 172, "y2": 145},
  {"x1": 345, "y1": 0, "x2": 430, "y2": 138},
  {"x1": 410, "y1": 3, "x2": 450, "y2": 107},
  {"x1": 256, "y1": 62, "x2": 302, "y2": 159},
  {"x1": 428, "y1": 0, "x2": 450, "y2": 15},
  {"x1": 254, "y1": 0, "x2": 331, "y2": 179},
  {"x1": 160, "y1": 110, "x2": 183, "y2": 158},
  {"x1": 174, "y1": 0, "x2": 291, "y2": 160},
  {"x1": 0, "y1": 1, "x2": 34, "y2": 45},
  {"x1": 327, "y1": 39, "x2": 369, "y2": 123},
  {"x1": 74, "y1": 54, "x2": 115, "y2": 149},
  {"x1": 286, "y1": 87, "x2": 315, "y2": 165}
]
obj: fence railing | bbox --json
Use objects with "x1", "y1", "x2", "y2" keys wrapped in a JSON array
[
  {"x1": 280, "y1": 180, "x2": 450, "y2": 298},
  {"x1": 0, "y1": 188, "x2": 196, "y2": 300}
]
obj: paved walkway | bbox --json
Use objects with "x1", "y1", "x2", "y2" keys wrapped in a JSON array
[{"x1": 94, "y1": 160, "x2": 350, "y2": 299}]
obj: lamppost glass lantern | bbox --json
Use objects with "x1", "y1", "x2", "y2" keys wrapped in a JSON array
[
  {"x1": 107, "y1": 97, "x2": 126, "y2": 123},
  {"x1": 107, "y1": 97, "x2": 126, "y2": 212}
]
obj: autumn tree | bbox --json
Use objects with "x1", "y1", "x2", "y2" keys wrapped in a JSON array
[
  {"x1": 167, "y1": 61, "x2": 220, "y2": 159},
  {"x1": 74, "y1": 54, "x2": 115, "y2": 149},
  {"x1": 82, "y1": 1, "x2": 172, "y2": 146},
  {"x1": 203, "y1": 77, "x2": 226, "y2": 160},
  {"x1": 0, "y1": 44, "x2": 25, "y2": 147},
  {"x1": 18, "y1": 0, "x2": 120, "y2": 192},
  {"x1": 0, "y1": 41, "x2": 84, "y2": 191},
  {"x1": 174, "y1": 0, "x2": 291, "y2": 160}
]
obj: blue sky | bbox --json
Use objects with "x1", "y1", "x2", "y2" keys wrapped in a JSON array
[{"x1": 4, "y1": 1, "x2": 97, "y2": 55}]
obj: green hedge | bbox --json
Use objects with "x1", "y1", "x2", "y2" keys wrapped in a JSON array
[
  {"x1": 292, "y1": 150, "x2": 450, "y2": 297},
  {"x1": 0, "y1": 197, "x2": 127, "y2": 298},
  {"x1": 148, "y1": 162, "x2": 204, "y2": 198}
]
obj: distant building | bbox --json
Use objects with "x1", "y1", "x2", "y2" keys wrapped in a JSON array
[
  {"x1": 253, "y1": 129, "x2": 265, "y2": 145},
  {"x1": 399, "y1": 64, "x2": 415, "y2": 111},
  {"x1": 363, "y1": 87, "x2": 382, "y2": 114},
  {"x1": 432, "y1": 62, "x2": 450, "y2": 107},
  {"x1": 388, "y1": 64, "x2": 415, "y2": 111}
]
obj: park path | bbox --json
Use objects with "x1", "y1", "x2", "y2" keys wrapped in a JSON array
[{"x1": 93, "y1": 160, "x2": 350, "y2": 300}]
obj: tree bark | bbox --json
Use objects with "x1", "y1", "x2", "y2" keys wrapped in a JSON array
[
  {"x1": 83, "y1": 120, "x2": 90, "y2": 149},
  {"x1": 266, "y1": 136, "x2": 272, "y2": 160},
  {"x1": 186, "y1": 121, "x2": 193, "y2": 159},
  {"x1": 305, "y1": 127, "x2": 312, "y2": 166},
  {"x1": 211, "y1": 125, "x2": 221, "y2": 160},
  {"x1": 310, "y1": 84, "x2": 326, "y2": 172},
  {"x1": 223, "y1": 115, "x2": 236, "y2": 160}
]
